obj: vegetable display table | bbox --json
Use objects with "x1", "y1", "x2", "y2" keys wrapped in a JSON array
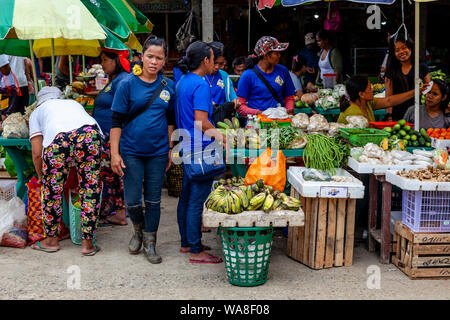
[
  {"x1": 346, "y1": 158, "x2": 426, "y2": 264},
  {"x1": 227, "y1": 148, "x2": 304, "y2": 178},
  {"x1": 0, "y1": 136, "x2": 33, "y2": 201}
]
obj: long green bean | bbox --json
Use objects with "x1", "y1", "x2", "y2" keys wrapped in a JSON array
[{"x1": 303, "y1": 134, "x2": 345, "y2": 175}]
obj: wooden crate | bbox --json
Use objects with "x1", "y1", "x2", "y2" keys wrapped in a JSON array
[
  {"x1": 287, "y1": 187, "x2": 356, "y2": 269},
  {"x1": 392, "y1": 221, "x2": 450, "y2": 280}
]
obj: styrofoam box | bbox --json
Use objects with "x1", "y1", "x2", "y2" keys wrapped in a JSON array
[
  {"x1": 347, "y1": 157, "x2": 428, "y2": 175},
  {"x1": 202, "y1": 205, "x2": 304, "y2": 228},
  {"x1": 385, "y1": 169, "x2": 450, "y2": 191},
  {"x1": 431, "y1": 137, "x2": 450, "y2": 149},
  {"x1": 287, "y1": 166, "x2": 365, "y2": 199}
]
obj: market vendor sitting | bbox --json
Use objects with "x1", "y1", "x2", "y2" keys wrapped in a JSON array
[
  {"x1": 236, "y1": 36, "x2": 296, "y2": 117},
  {"x1": 337, "y1": 75, "x2": 424, "y2": 124},
  {"x1": 403, "y1": 79, "x2": 449, "y2": 129}
]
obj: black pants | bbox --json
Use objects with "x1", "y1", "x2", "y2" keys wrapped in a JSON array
[{"x1": 12, "y1": 86, "x2": 29, "y2": 114}]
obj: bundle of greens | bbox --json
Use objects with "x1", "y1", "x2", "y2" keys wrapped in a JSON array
[
  {"x1": 303, "y1": 134, "x2": 349, "y2": 175},
  {"x1": 266, "y1": 127, "x2": 303, "y2": 149}
]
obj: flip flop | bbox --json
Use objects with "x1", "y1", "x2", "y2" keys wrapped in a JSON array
[
  {"x1": 98, "y1": 220, "x2": 112, "y2": 227},
  {"x1": 180, "y1": 245, "x2": 211, "y2": 253},
  {"x1": 201, "y1": 227, "x2": 212, "y2": 233},
  {"x1": 31, "y1": 241, "x2": 59, "y2": 253},
  {"x1": 189, "y1": 253, "x2": 223, "y2": 264},
  {"x1": 82, "y1": 245, "x2": 101, "y2": 256}
]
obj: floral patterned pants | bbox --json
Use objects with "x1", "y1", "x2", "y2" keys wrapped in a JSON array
[
  {"x1": 99, "y1": 140, "x2": 125, "y2": 218},
  {"x1": 42, "y1": 125, "x2": 103, "y2": 240}
]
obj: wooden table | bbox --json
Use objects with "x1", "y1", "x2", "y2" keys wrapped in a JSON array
[{"x1": 368, "y1": 174, "x2": 392, "y2": 264}]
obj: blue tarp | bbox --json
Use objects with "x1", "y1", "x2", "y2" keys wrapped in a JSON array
[{"x1": 281, "y1": 0, "x2": 396, "y2": 7}]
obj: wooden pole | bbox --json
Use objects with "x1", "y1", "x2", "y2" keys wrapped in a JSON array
[
  {"x1": 68, "y1": 55, "x2": 73, "y2": 84},
  {"x1": 248, "y1": 0, "x2": 251, "y2": 53},
  {"x1": 51, "y1": 39, "x2": 55, "y2": 86},
  {"x1": 29, "y1": 40, "x2": 39, "y2": 94},
  {"x1": 202, "y1": 0, "x2": 213, "y2": 42}
]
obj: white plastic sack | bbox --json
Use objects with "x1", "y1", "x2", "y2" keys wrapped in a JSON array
[
  {"x1": 0, "y1": 197, "x2": 26, "y2": 240},
  {"x1": 291, "y1": 113, "x2": 309, "y2": 129},
  {"x1": 2, "y1": 112, "x2": 29, "y2": 139},
  {"x1": 307, "y1": 114, "x2": 329, "y2": 132},
  {"x1": 346, "y1": 115, "x2": 369, "y2": 129}
]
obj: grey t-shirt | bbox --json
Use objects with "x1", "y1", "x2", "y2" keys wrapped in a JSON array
[{"x1": 404, "y1": 105, "x2": 450, "y2": 129}]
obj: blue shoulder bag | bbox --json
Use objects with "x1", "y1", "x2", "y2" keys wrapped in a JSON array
[{"x1": 175, "y1": 78, "x2": 226, "y2": 181}]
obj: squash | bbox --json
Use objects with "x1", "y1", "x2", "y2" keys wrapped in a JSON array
[{"x1": 301, "y1": 93, "x2": 319, "y2": 105}]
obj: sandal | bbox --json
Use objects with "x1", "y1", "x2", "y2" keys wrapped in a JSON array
[
  {"x1": 82, "y1": 245, "x2": 101, "y2": 256},
  {"x1": 201, "y1": 227, "x2": 212, "y2": 233},
  {"x1": 180, "y1": 245, "x2": 211, "y2": 253},
  {"x1": 31, "y1": 241, "x2": 59, "y2": 253},
  {"x1": 189, "y1": 253, "x2": 223, "y2": 264}
]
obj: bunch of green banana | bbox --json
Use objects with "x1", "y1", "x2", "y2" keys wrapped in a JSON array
[
  {"x1": 247, "y1": 192, "x2": 266, "y2": 210},
  {"x1": 216, "y1": 117, "x2": 241, "y2": 130}
]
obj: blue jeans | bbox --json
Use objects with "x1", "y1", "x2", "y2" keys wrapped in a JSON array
[
  {"x1": 177, "y1": 168, "x2": 213, "y2": 253},
  {"x1": 122, "y1": 153, "x2": 168, "y2": 233}
]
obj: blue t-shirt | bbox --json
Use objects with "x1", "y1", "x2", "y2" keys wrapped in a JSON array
[
  {"x1": 236, "y1": 64, "x2": 296, "y2": 111},
  {"x1": 92, "y1": 71, "x2": 128, "y2": 136},
  {"x1": 203, "y1": 73, "x2": 226, "y2": 105},
  {"x1": 299, "y1": 47, "x2": 319, "y2": 85},
  {"x1": 175, "y1": 73, "x2": 214, "y2": 152},
  {"x1": 111, "y1": 73, "x2": 175, "y2": 157},
  {"x1": 173, "y1": 67, "x2": 182, "y2": 87}
]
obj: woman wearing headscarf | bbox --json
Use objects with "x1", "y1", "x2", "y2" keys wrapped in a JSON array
[{"x1": 29, "y1": 87, "x2": 103, "y2": 255}]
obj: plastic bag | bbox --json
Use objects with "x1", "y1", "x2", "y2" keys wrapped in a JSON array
[
  {"x1": 391, "y1": 150, "x2": 415, "y2": 161},
  {"x1": 262, "y1": 107, "x2": 289, "y2": 119},
  {"x1": 432, "y1": 149, "x2": 448, "y2": 169},
  {"x1": 302, "y1": 169, "x2": 332, "y2": 181},
  {"x1": 307, "y1": 114, "x2": 329, "y2": 132},
  {"x1": 346, "y1": 115, "x2": 369, "y2": 129},
  {"x1": 291, "y1": 113, "x2": 309, "y2": 129},
  {"x1": 245, "y1": 148, "x2": 286, "y2": 192},
  {"x1": 2, "y1": 112, "x2": 29, "y2": 139},
  {"x1": 363, "y1": 143, "x2": 384, "y2": 159},
  {"x1": 350, "y1": 147, "x2": 364, "y2": 161},
  {"x1": 0, "y1": 197, "x2": 27, "y2": 248}
]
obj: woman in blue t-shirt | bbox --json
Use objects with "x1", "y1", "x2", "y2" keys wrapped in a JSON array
[
  {"x1": 92, "y1": 49, "x2": 129, "y2": 227},
  {"x1": 236, "y1": 36, "x2": 296, "y2": 117},
  {"x1": 175, "y1": 41, "x2": 225, "y2": 264},
  {"x1": 204, "y1": 42, "x2": 240, "y2": 124},
  {"x1": 110, "y1": 36, "x2": 175, "y2": 264}
]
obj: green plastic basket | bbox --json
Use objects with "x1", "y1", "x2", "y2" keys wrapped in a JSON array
[
  {"x1": 219, "y1": 227, "x2": 273, "y2": 287},
  {"x1": 69, "y1": 192, "x2": 100, "y2": 246},
  {"x1": 339, "y1": 128, "x2": 389, "y2": 147},
  {"x1": 260, "y1": 121, "x2": 291, "y2": 129}
]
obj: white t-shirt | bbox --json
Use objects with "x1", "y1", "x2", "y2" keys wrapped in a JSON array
[
  {"x1": 289, "y1": 71, "x2": 303, "y2": 92},
  {"x1": 318, "y1": 50, "x2": 334, "y2": 80},
  {"x1": 8, "y1": 56, "x2": 27, "y2": 87},
  {"x1": 29, "y1": 99, "x2": 103, "y2": 148}
]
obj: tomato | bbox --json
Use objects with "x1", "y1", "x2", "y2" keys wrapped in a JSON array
[{"x1": 439, "y1": 137, "x2": 445, "y2": 140}]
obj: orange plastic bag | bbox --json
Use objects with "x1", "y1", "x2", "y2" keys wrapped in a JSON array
[{"x1": 244, "y1": 148, "x2": 286, "y2": 192}]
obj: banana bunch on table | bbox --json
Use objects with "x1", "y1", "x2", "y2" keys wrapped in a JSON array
[{"x1": 205, "y1": 178, "x2": 301, "y2": 214}]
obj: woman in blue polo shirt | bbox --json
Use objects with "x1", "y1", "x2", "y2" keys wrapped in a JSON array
[
  {"x1": 175, "y1": 41, "x2": 225, "y2": 264},
  {"x1": 236, "y1": 36, "x2": 296, "y2": 117},
  {"x1": 204, "y1": 42, "x2": 239, "y2": 115},
  {"x1": 92, "y1": 49, "x2": 129, "y2": 226},
  {"x1": 110, "y1": 36, "x2": 175, "y2": 264}
]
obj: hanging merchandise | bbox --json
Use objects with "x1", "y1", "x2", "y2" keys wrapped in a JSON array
[
  {"x1": 323, "y1": 3, "x2": 342, "y2": 32},
  {"x1": 175, "y1": 10, "x2": 199, "y2": 53}
]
